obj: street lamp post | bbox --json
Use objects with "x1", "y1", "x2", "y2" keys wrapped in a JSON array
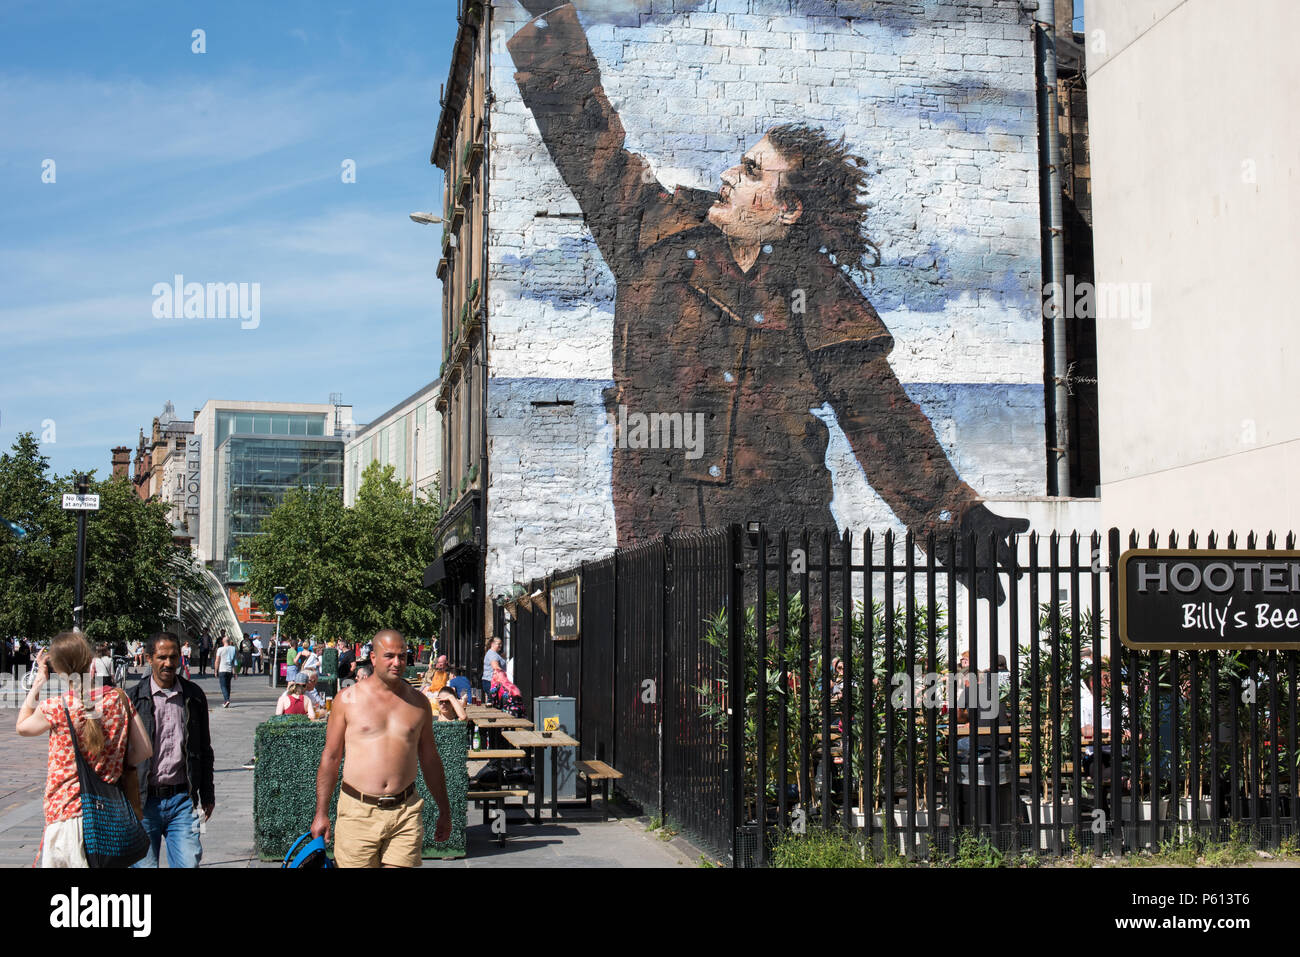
[
  {"x1": 270, "y1": 586, "x2": 287, "y2": 687},
  {"x1": 72, "y1": 473, "x2": 90, "y2": 632}
]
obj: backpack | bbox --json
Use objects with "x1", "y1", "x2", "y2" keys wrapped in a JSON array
[{"x1": 240, "y1": 638, "x2": 253, "y2": 655}]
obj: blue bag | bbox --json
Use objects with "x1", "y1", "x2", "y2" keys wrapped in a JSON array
[
  {"x1": 63, "y1": 702, "x2": 150, "y2": 868},
  {"x1": 283, "y1": 832, "x2": 335, "y2": 868}
]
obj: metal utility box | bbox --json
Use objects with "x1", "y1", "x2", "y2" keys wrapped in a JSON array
[{"x1": 533, "y1": 696, "x2": 577, "y2": 800}]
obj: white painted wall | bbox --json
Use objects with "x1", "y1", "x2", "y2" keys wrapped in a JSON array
[{"x1": 1087, "y1": 0, "x2": 1300, "y2": 538}]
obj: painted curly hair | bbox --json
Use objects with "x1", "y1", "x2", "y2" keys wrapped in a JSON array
[{"x1": 766, "y1": 123, "x2": 880, "y2": 269}]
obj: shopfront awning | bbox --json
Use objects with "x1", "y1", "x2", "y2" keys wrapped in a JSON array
[
  {"x1": 423, "y1": 556, "x2": 447, "y2": 588},
  {"x1": 423, "y1": 540, "x2": 478, "y2": 589}
]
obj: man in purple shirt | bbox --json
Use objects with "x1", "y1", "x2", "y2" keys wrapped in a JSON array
[{"x1": 128, "y1": 632, "x2": 215, "y2": 867}]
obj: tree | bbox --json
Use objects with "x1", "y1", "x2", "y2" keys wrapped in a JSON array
[
  {"x1": 0, "y1": 433, "x2": 200, "y2": 646},
  {"x1": 243, "y1": 462, "x2": 442, "y2": 643}
]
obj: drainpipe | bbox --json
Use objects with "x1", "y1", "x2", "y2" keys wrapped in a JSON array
[
  {"x1": 478, "y1": 3, "x2": 492, "y2": 646},
  {"x1": 1033, "y1": 1, "x2": 1071, "y2": 497}
]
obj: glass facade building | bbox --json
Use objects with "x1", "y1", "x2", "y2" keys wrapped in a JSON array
[
  {"x1": 212, "y1": 420, "x2": 342, "y2": 581},
  {"x1": 215, "y1": 411, "x2": 326, "y2": 444}
]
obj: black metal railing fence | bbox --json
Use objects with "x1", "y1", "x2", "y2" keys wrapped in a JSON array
[{"x1": 508, "y1": 525, "x2": 1299, "y2": 866}]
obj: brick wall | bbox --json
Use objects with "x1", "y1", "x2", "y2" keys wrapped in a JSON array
[{"x1": 484, "y1": 0, "x2": 1047, "y2": 597}]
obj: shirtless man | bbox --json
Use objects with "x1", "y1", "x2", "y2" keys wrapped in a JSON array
[{"x1": 311, "y1": 629, "x2": 452, "y2": 867}]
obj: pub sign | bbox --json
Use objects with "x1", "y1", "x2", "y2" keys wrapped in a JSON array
[{"x1": 1119, "y1": 549, "x2": 1300, "y2": 650}]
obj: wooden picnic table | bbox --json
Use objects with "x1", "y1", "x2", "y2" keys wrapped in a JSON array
[
  {"x1": 471, "y1": 714, "x2": 534, "y2": 728},
  {"x1": 468, "y1": 711, "x2": 533, "y2": 751},
  {"x1": 503, "y1": 730, "x2": 580, "y2": 823}
]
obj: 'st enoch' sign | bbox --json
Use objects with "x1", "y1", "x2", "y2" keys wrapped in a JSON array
[{"x1": 1119, "y1": 549, "x2": 1300, "y2": 649}]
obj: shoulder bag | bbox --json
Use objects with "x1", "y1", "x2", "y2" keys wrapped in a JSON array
[{"x1": 62, "y1": 701, "x2": 150, "y2": 868}]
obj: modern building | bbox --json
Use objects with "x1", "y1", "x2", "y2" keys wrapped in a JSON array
[
  {"x1": 426, "y1": 0, "x2": 1102, "y2": 663},
  {"x1": 1087, "y1": 0, "x2": 1297, "y2": 534},
  {"x1": 343, "y1": 380, "x2": 442, "y2": 506},
  {"x1": 191, "y1": 399, "x2": 353, "y2": 582}
]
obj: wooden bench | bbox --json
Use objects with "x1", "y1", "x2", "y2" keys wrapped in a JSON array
[
  {"x1": 576, "y1": 760, "x2": 623, "y2": 820},
  {"x1": 467, "y1": 789, "x2": 532, "y2": 846},
  {"x1": 468, "y1": 749, "x2": 526, "y2": 760}
]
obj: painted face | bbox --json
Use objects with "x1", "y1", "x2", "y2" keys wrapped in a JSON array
[{"x1": 707, "y1": 135, "x2": 802, "y2": 244}]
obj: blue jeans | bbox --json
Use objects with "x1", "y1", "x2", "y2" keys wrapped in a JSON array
[
  {"x1": 135, "y1": 792, "x2": 203, "y2": 868},
  {"x1": 482, "y1": 680, "x2": 492, "y2": 700},
  {"x1": 218, "y1": 672, "x2": 232, "y2": 703}
]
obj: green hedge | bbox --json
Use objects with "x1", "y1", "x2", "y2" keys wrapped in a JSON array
[{"x1": 253, "y1": 715, "x2": 468, "y2": 861}]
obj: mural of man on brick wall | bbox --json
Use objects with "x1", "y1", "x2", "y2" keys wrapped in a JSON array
[{"x1": 509, "y1": 1, "x2": 1027, "y2": 600}]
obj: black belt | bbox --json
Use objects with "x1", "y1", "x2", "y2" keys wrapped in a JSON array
[
  {"x1": 341, "y1": 781, "x2": 416, "y2": 809},
  {"x1": 148, "y1": 784, "x2": 188, "y2": 798}
]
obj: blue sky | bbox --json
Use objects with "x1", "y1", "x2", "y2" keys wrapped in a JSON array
[{"x1": 0, "y1": 0, "x2": 453, "y2": 476}]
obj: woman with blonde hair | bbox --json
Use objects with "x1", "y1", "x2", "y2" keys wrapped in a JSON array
[
  {"x1": 276, "y1": 679, "x2": 318, "y2": 720},
  {"x1": 15, "y1": 632, "x2": 152, "y2": 867}
]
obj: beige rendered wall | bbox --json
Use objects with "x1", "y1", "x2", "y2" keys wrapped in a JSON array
[{"x1": 1086, "y1": 0, "x2": 1299, "y2": 538}]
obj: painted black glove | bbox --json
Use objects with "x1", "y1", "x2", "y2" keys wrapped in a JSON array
[{"x1": 937, "y1": 504, "x2": 1030, "y2": 605}]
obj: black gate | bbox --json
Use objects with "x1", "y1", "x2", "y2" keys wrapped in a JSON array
[{"x1": 508, "y1": 526, "x2": 1299, "y2": 865}]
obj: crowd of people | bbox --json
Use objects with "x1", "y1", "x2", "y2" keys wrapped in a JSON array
[{"x1": 14, "y1": 626, "x2": 450, "y2": 870}]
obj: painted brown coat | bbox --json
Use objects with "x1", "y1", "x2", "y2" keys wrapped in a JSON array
[{"x1": 509, "y1": 5, "x2": 982, "y2": 545}]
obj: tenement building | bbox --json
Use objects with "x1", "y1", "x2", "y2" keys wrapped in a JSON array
[{"x1": 427, "y1": 0, "x2": 1101, "y2": 662}]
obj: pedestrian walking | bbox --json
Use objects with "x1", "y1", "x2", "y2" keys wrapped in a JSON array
[
  {"x1": 128, "y1": 632, "x2": 216, "y2": 867},
  {"x1": 198, "y1": 629, "x2": 213, "y2": 676},
  {"x1": 15, "y1": 632, "x2": 153, "y2": 867},
  {"x1": 337, "y1": 641, "x2": 356, "y2": 682},
  {"x1": 252, "y1": 633, "x2": 263, "y2": 675},
  {"x1": 92, "y1": 642, "x2": 114, "y2": 688},
  {"x1": 215, "y1": 636, "x2": 238, "y2": 708},
  {"x1": 238, "y1": 633, "x2": 254, "y2": 675},
  {"x1": 311, "y1": 630, "x2": 451, "y2": 867}
]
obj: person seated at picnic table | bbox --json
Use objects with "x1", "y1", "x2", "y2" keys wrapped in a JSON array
[
  {"x1": 427, "y1": 687, "x2": 467, "y2": 722},
  {"x1": 955, "y1": 655, "x2": 1011, "y2": 759},
  {"x1": 276, "y1": 679, "x2": 319, "y2": 720},
  {"x1": 445, "y1": 665, "x2": 472, "y2": 702},
  {"x1": 489, "y1": 665, "x2": 526, "y2": 716},
  {"x1": 829, "y1": 657, "x2": 845, "y2": 702},
  {"x1": 1079, "y1": 658, "x2": 1129, "y2": 761},
  {"x1": 425, "y1": 656, "x2": 450, "y2": 695},
  {"x1": 299, "y1": 670, "x2": 326, "y2": 711}
]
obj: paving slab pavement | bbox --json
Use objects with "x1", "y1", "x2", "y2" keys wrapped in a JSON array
[{"x1": 0, "y1": 665, "x2": 701, "y2": 868}]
